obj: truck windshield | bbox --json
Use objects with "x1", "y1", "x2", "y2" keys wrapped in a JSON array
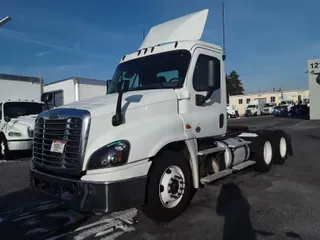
[
  {"x1": 4, "y1": 102, "x2": 45, "y2": 119},
  {"x1": 247, "y1": 105, "x2": 257, "y2": 108},
  {"x1": 280, "y1": 101, "x2": 291, "y2": 105},
  {"x1": 107, "y1": 50, "x2": 191, "y2": 94}
]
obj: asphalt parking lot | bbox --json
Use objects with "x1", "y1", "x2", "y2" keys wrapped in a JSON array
[{"x1": 1, "y1": 115, "x2": 320, "y2": 240}]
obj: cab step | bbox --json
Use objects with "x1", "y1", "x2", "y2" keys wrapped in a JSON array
[
  {"x1": 232, "y1": 160, "x2": 255, "y2": 171},
  {"x1": 200, "y1": 169, "x2": 232, "y2": 184},
  {"x1": 200, "y1": 160, "x2": 256, "y2": 185},
  {"x1": 198, "y1": 146, "x2": 225, "y2": 156}
]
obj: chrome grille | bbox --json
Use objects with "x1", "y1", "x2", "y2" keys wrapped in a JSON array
[
  {"x1": 32, "y1": 108, "x2": 91, "y2": 174},
  {"x1": 33, "y1": 118, "x2": 82, "y2": 170}
]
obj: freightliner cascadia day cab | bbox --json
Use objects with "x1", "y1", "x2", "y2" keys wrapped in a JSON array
[{"x1": 29, "y1": 9, "x2": 292, "y2": 222}]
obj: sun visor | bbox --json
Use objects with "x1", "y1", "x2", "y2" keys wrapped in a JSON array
[{"x1": 139, "y1": 9, "x2": 209, "y2": 50}]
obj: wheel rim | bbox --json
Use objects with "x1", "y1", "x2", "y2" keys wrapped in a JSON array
[
  {"x1": 159, "y1": 165, "x2": 185, "y2": 209},
  {"x1": 263, "y1": 141, "x2": 272, "y2": 164},
  {"x1": 279, "y1": 137, "x2": 287, "y2": 158}
]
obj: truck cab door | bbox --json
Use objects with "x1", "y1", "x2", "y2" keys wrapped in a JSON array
[
  {"x1": 0, "y1": 103, "x2": 2, "y2": 130},
  {"x1": 178, "y1": 47, "x2": 226, "y2": 139}
]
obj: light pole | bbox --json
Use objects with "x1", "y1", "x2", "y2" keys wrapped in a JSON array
[{"x1": 0, "y1": 16, "x2": 11, "y2": 27}]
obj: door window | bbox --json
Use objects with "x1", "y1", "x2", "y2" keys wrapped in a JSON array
[{"x1": 193, "y1": 54, "x2": 221, "y2": 92}]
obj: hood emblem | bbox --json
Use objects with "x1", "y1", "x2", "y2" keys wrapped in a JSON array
[{"x1": 49, "y1": 114, "x2": 59, "y2": 120}]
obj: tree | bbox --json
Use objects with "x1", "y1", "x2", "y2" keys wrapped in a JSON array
[
  {"x1": 226, "y1": 70, "x2": 244, "y2": 104},
  {"x1": 226, "y1": 70, "x2": 245, "y2": 96}
]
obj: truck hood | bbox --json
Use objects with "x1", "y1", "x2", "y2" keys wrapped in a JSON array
[
  {"x1": 58, "y1": 89, "x2": 178, "y2": 118},
  {"x1": 10, "y1": 114, "x2": 38, "y2": 130}
]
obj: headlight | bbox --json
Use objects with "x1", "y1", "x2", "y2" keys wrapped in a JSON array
[
  {"x1": 8, "y1": 132, "x2": 22, "y2": 137},
  {"x1": 87, "y1": 140, "x2": 130, "y2": 170}
]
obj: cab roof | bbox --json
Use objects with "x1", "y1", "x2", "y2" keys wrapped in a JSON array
[
  {"x1": 120, "y1": 40, "x2": 223, "y2": 64},
  {"x1": 0, "y1": 99, "x2": 43, "y2": 103}
]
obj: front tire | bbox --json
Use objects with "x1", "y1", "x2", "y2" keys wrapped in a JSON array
[
  {"x1": 142, "y1": 150, "x2": 196, "y2": 222},
  {"x1": 0, "y1": 137, "x2": 11, "y2": 160}
]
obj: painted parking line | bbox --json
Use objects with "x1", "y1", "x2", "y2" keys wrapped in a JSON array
[{"x1": 288, "y1": 120, "x2": 309, "y2": 128}]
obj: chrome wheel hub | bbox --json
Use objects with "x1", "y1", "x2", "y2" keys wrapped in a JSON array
[{"x1": 159, "y1": 165, "x2": 185, "y2": 208}]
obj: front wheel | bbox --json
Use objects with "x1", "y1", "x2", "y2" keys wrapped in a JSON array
[
  {"x1": 0, "y1": 137, "x2": 11, "y2": 160},
  {"x1": 142, "y1": 150, "x2": 196, "y2": 222}
]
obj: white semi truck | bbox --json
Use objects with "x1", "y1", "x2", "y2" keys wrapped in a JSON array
[
  {"x1": 279, "y1": 98, "x2": 295, "y2": 112},
  {"x1": 0, "y1": 74, "x2": 45, "y2": 160},
  {"x1": 29, "y1": 9, "x2": 292, "y2": 222},
  {"x1": 262, "y1": 103, "x2": 276, "y2": 115},
  {"x1": 245, "y1": 99, "x2": 266, "y2": 116},
  {"x1": 43, "y1": 77, "x2": 107, "y2": 109},
  {"x1": 227, "y1": 104, "x2": 238, "y2": 118}
]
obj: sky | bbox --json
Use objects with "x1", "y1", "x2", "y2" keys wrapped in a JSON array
[{"x1": 0, "y1": 0, "x2": 319, "y2": 93}]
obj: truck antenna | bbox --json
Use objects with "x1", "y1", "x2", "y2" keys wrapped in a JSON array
[{"x1": 221, "y1": 0, "x2": 226, "y2": 61}]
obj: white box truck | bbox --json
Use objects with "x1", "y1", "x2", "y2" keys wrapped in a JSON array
[
  {"x1": 0, "y1": 74, "x2": 45, "y2": 160},
  {"x1": 30, "y1": 9, "x2": 292, "y2": 222},
  {"x1": 43, "y1": 77, "x2": 107, "y2": 108}
]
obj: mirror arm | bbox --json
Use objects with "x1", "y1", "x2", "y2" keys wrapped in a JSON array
[
  {"x1": 204, "y1": 87, "x2": 214, "y2": 101},
  {"x1": 112, "y1": 90, "x2": 124, "y2": 126},
  {"x1": 44, "y1": 102, "x2": 49, "y2": 110},
  {"x1": 112, "y1": 80, "x2": 129, "y2": 126}
]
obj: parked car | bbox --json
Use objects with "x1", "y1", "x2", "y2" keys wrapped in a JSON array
[
  {"x1": 273, "y1": 106, "x2": 288, "y2": 117},
  {"x1": 289, "y1": 104, "x2": 309, "y2": 118}
]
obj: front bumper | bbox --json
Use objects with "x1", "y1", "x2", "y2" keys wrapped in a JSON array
[
  {"x1": 245, "y1": 110, "x2": 253, "y2": 116},
  {"x1": 29, "y1": 164, "x2": 147, "y2": 214},
  {"x1": 7, "y1": 139, "x2": 33, "y2": 151}
]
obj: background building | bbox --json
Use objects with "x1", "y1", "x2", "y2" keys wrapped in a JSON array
[
  {"x1": 229, "y1": 89, "x2": 309, "y2": 116},
  {"x1": 308, "y1": 59, "x2": 320, "y2": 120}
]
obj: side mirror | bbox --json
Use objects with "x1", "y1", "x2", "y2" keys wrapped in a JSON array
[
  {"x1": 41, "y1": 92, "x2": 53, "y2": 103},
  {"x1": 4, "y1": 116, "x2": 11, "y2": 122},
  {"x1": 106, "y1": 79, "x2": 112, "y2": 90}
]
